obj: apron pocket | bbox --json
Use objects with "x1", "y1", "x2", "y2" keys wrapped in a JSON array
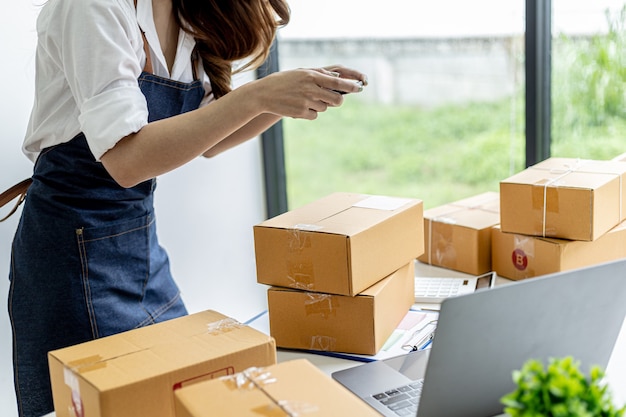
[{"x1": 76, "y1": 214, "x2": 183, "y2": 338}]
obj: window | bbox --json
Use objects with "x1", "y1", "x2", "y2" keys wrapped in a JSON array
[
  {"x1": 551, "y1": 0, "x2": 626, "y2": 159},
  {"x1": 260, "y1": 0, "x2": 625, "y2": 214},
  {"x1": 275, "y1": 1, "x2": 526, "y2": 211}
]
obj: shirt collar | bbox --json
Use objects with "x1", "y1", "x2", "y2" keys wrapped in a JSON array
[{"x1": 135, "y1": 0, "x2": 194, "y2": 79}]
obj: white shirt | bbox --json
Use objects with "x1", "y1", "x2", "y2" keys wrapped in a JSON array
[{"x1": 23, "y1": 0, "x2": 213, "y2": 163}]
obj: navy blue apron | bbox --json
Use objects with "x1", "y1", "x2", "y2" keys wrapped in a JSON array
[{"x1": 8, "y1": 34, "x2": 205, "y2": 416}]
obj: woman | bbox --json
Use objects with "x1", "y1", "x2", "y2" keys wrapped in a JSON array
[{"x1": 8, "y1": 0, "x2": 367, "y2": 415}]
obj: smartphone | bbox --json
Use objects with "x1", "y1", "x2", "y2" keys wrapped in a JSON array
[
  {"x1": 334, "y1": 80, "x2": 364, "y2": 94},
  {"x1": 414, "y1": 271, "x2": 496, "y2": 303}
]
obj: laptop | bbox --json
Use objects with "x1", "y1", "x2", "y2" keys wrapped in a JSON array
[{"x1": 333, "y1": 258, "x2": 626, "y2": 417}]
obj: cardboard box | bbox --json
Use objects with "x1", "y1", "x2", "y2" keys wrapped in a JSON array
[
  {"x1": 612, "y1": 152, "x2": 626, "y2": 162},
  {"x1": 48, "y1": 310, "x2": 276, "y2": 417},
  {"x1": 254, "y1": 192, "x2": 423, "y2": 296},
  {"x1": 174, "y1": 359, "x2": 382, "y2": 417},
  {"x1": 417, "y1": 192, "x2": 500, "y2": 275},
  {"x1": 491, "y1": 222, "x2": 626, "y2": 280},
  {"x1": 266, "y1": 261, "x2": 415, "y2": 355},
  {"x1": 500, "y1": 157, "x2": 626, "y2": 241}
]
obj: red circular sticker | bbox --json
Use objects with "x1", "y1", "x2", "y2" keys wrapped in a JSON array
[{"x1": 511, "y1": 249, "x2": 528, "y2": 271}]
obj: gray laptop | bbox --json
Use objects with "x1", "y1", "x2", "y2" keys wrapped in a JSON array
[{"x1": 333, "y1": 258, "x2": 626, "y2": 417}]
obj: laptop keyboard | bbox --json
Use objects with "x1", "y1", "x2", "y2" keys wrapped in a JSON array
[
  {"x1": 372, "y1": 379, "x2": 424, "y2": 416},
  {"x1": 415, "y1": 277, "x2": 465, "y2": 299}
]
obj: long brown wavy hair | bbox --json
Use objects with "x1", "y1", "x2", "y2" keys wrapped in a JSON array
[{"x1": 173, "y1": 0, "x2": 290, "y2": 99}]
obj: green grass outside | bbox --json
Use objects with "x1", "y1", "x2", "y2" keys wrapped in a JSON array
[
  {"x1": 284, "y1": 24, "x2": 626, "y2": 209},
  {"x1": 283, "y1": 17, "x2": 626, "y2": 211},
  {"x1": 283, "y1": 97, "x2": 523, "y2": 210},
  {"x1": 283, "y1": 96, "x2": 625, "y2": 211}
]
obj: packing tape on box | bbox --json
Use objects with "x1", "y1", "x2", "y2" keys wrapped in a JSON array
[
  {"x1": 301, "y1": 293, "x2": 338, "y2": 352},
  {"x1": 285, "y1": 224, "x2": 321, "y2": 291},
  {"x1": 303, "y1": 292, "x2": 337, "y2": 318},
  {"x1": 309, "y1": 335, "x2": 337, "y2": 352},
  {"x1": 285, "y1": 259, "x2": 315, "y2": 291},
  {"x1": 221, "y1": 366, "x2": 319, "y2": 416},
  {"x1": 63, "y1": 367, "x2": 85, "y2": 417},
  {"x1": 426, "y1": 200, "x2": 499, "y2": 266},
  {"x1": 206, "y1": 317, "x2": 244, "y2": 335},
  {"x1": 426, "y1": 217, "x2": 457, "y2": 268},
  {"x1": 539, "y1": 160, "x2": 590, "y2": 237},
  {"x1": 532, "y1": 159, "x2": 623, "y2": 237},
  {"x1": 303, "y1": 293, "x2": 338, "y2": 352},
  {"x1": 63, "y1": 355, "x2": 106, "y2": 417}
]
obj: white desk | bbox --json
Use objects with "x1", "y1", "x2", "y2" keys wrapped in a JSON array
[{"x1": 42, "y1": 263, "x2": 626, "y2": 417}]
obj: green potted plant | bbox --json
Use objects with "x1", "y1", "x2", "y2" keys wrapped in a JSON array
[{"x1": 501, "y1": 356, "x2": 625, "y2": 417}]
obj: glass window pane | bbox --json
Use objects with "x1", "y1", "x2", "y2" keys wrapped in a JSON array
[
  {"x1": 278, "y1": 1, "x2": 526, "y2": 210},
  {"x1": 552, "y1": 0, "x2": 626, "y2": 159}
]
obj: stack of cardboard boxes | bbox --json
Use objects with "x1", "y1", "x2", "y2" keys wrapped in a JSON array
[
  {"x1": 417, "y1": 156, "x2": 626, "y2": 280},
  {"x1": 48, "y1": 309, "x2": 278, "y2": 417},
  {"x1": 253, "y1": 192, "x2": 424, "y2": 355},
  {"x1": 48, "y1": 308, "x2": 388, "y2": 416},
  {"x1": 494, "y1": 157, "x2": 626, "y2": 280}
]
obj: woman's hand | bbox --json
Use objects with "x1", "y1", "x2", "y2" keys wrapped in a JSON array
[
  {"x1": 201, "y1": 65, "x2": 368, "y2": 157},
  {"x1": 246, "y1": 66, "x2": 368, "y2": 120},
  {"x1": 318, "y1": 65, "x2": 369, "y2": 87}
]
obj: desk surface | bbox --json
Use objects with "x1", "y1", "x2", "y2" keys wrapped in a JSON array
[
  {"x1": 42, "y1": 263, "x2": 626, "y2": 417},
  {"x1": 260, "y1": 263, "x2": 626, "y2": 410}
]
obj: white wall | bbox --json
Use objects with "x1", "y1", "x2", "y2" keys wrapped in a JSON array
[{"x1": 0, "y1": 4, "x2": 268, "y2": 416}]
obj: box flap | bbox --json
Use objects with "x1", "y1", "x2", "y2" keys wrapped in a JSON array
[
  {"x1": 424, "y1": 192, "x2": 500, "y2": 230},
  {"x1": 502, "y1": 157, "x2": 626, "y2": 189},
  {"x1": 49, "y1": 310, "x2": 274, "y2": 391},
  {"x1": 257, "y1": 192, "x2": 420, "y2": 237}
]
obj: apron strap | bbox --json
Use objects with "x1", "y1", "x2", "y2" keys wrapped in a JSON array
[
  {"x1": 134, "y1": 0, "x2": 154, "y2": 74},
  {"x1": 0, "y1": 178, "x2": 32, "y2": 222},
  {"x1": 140, "y1": 31, "x2": 154, "y2": 74},
  {"x1": 191, "y1": 47, "x2": 200, "y2": 81}
]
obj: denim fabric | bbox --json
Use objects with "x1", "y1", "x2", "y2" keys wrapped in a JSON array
[{"x1": 8, "y1": 71, "x2": 204, "y2": 417}]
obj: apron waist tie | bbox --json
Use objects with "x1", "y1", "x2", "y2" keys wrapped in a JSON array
[{"x1": 0, "y1": 178, "x2": 32, "y2": 222}]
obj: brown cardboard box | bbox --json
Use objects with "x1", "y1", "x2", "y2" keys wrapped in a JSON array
[
  {"x1": 417, "y1": 192, "x2": 500, "y2": 275},
  {"x1": 612, "y1": 152, "x2": 626, "y2": 162},
  {"x1": 500, "y1": 157, "x2": 626, "y2": 241},
  {"x1": 254, "y1": 192, "x2": 423, "y2": 296},
  {"x1": 174, "y1": 359, "x2": 382, "y2": 417},
  {"x1": 48, "y1": 310, "x2": 276, "y2": 417},
  {"x1": 492, "y1": 222, "x2": 626, "y2": 280},
  {"x1": 266, "y1": 261, "x2": 415, "y2": 355}
]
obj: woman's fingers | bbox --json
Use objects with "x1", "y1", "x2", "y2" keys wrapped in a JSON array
[
  {"x1": 320, "y1": 65, "x2": 369, "y2": 86},
  {"x1": 255, "y1": 67, "x2": 365, "y2": 119}
]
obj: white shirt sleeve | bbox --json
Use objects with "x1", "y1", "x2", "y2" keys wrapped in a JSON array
[
  {"x1": 24, "y1": 0, "x2": 213, "y2": 163},
  {"x1": 57, "y1": 0, "x2": 148, "y2": 161}
]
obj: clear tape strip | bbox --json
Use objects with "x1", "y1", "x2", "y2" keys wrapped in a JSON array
[
  {"x1": 224, "y1": 367, "x2": 319, "y2": 416},
  {"x1": 207, "y1": 317, "x2": 244, "y2": 335},
  {"x1": 539, "y1": 159, "x2": 623, "y2": 237}
]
